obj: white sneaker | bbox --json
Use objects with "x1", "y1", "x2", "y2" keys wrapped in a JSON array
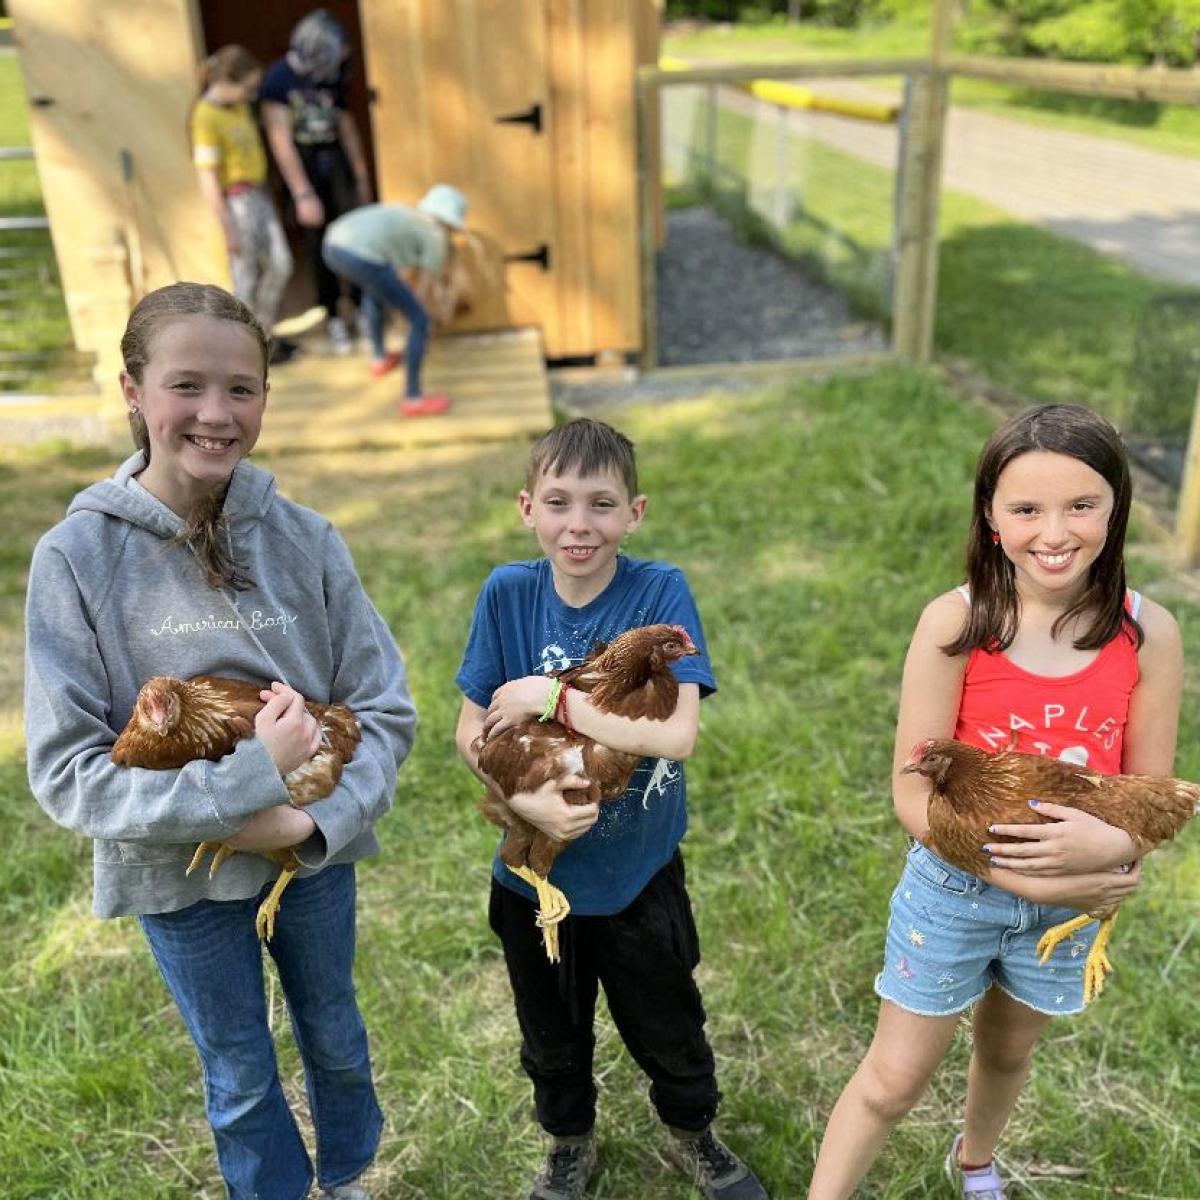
[
  {"x1": 326, "y1": 316, "x2": 353, "y2": 356},
  {"x1": 321, "y1": 1184, "x2": 371, "y2": 1200}
]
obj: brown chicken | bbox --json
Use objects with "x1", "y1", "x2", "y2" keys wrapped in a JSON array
[
  {"x1": 474, "y1": 623, "x2": 699, "y2": 961},
  {"x1": 112, "y1": 675, "x2": 361, "y2": 938},
  {"x1": 903, "y1": 737, "x2": 1200, "y2": 1002}
]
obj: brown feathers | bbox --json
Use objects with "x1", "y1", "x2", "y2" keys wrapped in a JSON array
[
  {"x1": 475, "y1": 624, "x2": 698, "y2": 878},
  {"x1": 903, "y1": 737, "x2": 1199, "y2": 899},
  {"x1": 112, "y1": 674, "x2": 361, "y2": 806}
]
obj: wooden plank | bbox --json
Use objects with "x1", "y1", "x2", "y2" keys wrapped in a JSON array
[
  {"x1": 255, "y1": 328, "x2": 552, "y2": 451},
  {"x1": 547, "y1": 0, "x2": 593, "y2": 355},
  {"x1": 636, "y1": 72, "x2": 658, "y2": 371},
  {"x1": 582, "y1": 0, "x2": 641, "y2": 355},
  {"x1": 359, "y1": 0, "x2": 428, "y2": 199},
  {"x1": 8, "y1": 0, "x2": 227, "y2": 385},
  {"x1": 635, "y1": 0, "x2": 665, "y2": 250},
  {"x1": 947, "y1": 54, "x2": 1200, "y2": 105}
]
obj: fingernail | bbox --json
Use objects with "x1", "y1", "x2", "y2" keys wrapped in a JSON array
[
  {"x1": 1029, "y1": 799, "x2": 1040, "y2": 807},
  {"x1": 988, "y1": 825, "x2": 997, "y2": 833},
  {"x1": 982, "y1": 845, "x2": 992, "y2": 855}
]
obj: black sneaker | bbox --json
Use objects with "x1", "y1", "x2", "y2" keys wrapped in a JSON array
[
  {"x1": 528, "y1": 1134, "x2": 597, "y2": 1200},
  {"x1": 665, "y1": 1128, "x2": 768, "y2": 1200}
]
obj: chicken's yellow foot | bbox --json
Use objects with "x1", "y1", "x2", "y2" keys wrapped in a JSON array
[
  {"x1": 1082, "y1": 914, "x2": 1117, "y2": 1005},
  {"x1": 1035, "y1": 912, "x2": 1096, "y2": 964},
  {"x1": 1036, "y1": 912, "x2": 1117, "y2": 1005},
  {"x1": 186, "y1": 841, "x2": 233, "y2": 879},
  {"x1": 507, "y1": 865, "x2": 571, "y2": 963},
  {"x1": 255, "y1": 864, "x2": 298, "y2": 941}
]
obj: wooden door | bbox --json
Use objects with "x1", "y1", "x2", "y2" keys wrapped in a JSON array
[{"x1": 360, "y1": 0, "x2": 560, "y2": 346}]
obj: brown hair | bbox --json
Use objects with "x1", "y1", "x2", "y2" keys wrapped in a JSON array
[
  {"x1": 526, "y1": 418, "x2": 639, "y2": 499},
  {"x1": 198, "y1": 44, "x2": 261, "y2": 93},
  {"x1": 943, "y1": 403, "x2": 1140, "y2": 656},
  {"x1": 189, "y1": 46, "x2": 261, "y2": 147},
  {"x1": 122, "y1": 282, "x2": 269, "y2": 592}
]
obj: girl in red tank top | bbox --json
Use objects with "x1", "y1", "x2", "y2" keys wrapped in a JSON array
[{"x1": 810, "y1": 406, "x2": 1183, "y2": 1200}]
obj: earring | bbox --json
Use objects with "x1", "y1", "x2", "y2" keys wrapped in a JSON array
[
  {"x1": 129, "y1": 405, "x2": 140, "y2": 415},
  {"x1": 991, "y1": 531, "x2": 1001, "y2": 545}
]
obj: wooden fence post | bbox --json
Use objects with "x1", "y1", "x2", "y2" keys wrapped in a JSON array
[
  {"x1": 1175, "y1": 371, "x2": 1200, "y2": 561},
  {"x1": 892, "y1": 0, "x2": 955, "y2": 362}
]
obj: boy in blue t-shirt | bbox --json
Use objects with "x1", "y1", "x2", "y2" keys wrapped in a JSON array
[{"x1": 456, "y1": 419, "x2": 768, "y2": 1200}]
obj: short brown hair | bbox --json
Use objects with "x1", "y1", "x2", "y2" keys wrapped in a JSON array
[{"x1": 526, "y1": 418, "x2": 638, "y2": 498}]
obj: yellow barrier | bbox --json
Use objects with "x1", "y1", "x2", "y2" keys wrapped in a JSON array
[{"x1": 658, "y1": 55, "x2": 900, "y2": 124}]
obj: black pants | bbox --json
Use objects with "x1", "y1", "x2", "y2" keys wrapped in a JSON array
[
  {"x1": 297, "y1": 144, "x2": 359, "y2": 316},
  {"x1": 489, "y1": 851, "x2": 719, "y2": 1137}
]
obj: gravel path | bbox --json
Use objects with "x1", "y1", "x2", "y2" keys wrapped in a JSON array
[
  {"x1": 552, "y1": 204, "x2": 886, "y2": 412},
  {"x1": 655, "y1": 206, "x2": 887, "y2": 367}
]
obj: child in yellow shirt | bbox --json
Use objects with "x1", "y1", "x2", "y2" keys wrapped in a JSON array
[{"x1": 191, "y1": 46, "x2": 297, "y2": 364}]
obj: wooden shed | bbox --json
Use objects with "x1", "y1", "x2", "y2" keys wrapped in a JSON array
[{"x1": 8, "y1": 0, "x2": 660, "y2": 388}]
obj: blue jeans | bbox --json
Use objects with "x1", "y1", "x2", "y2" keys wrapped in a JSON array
[
  {"x1": 322, "y1": 242, "x2": 429, "y2": 398},
  {"x1": 140, "y1": 864, "x2": 382, "y2": 1200}
]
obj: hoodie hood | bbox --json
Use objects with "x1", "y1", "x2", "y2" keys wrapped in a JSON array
[{"x1": 67, "y1": 452, "x2": 279, "y2": 537}]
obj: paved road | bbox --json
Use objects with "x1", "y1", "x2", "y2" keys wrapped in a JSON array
[{"x1": 710, "y1": 80, "x2": 1200, "y2": 287}]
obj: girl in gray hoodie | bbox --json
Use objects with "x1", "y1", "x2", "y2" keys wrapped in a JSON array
[{"x1": 24, "y1": 282, "x2": 415, "y2": 1200}]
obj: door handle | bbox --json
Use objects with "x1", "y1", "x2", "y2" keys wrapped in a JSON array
[
  {"x1": 495, "y1": 103, "x2": 543, "y2": 134},
  {"x1": 504, "y1": 243, "x2": 551, "y2": 272}
]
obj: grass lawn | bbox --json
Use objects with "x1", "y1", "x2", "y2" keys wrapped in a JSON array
[
  {"x1": 663, "y1": 19, "x2": 1200, "y2": 162},
  {"x1": 2, "y1": 368, "x2": 1200, "y2": 1197},
  {"x1": 664, "y1": 92, "x2": 1200, "y2": 435},
  {"x1": 0, "y1": 52, "x2": 78, "y2": 387}
]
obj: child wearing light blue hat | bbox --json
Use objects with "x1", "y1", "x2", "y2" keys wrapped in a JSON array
[{"x1": 322, "y1": 183, "x2": 468, "y2": 417}]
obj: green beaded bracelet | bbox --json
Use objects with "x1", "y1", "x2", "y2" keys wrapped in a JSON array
[{"x1": 539, "y1": 677, "x2": 563, "y2": 722}]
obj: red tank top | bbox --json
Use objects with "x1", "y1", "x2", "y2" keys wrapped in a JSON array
[{"x1": 952, "y1": 589, "x2": 1140, "y2": 776}]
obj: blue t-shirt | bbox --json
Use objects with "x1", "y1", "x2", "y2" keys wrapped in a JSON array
[{"x1": 456, "y1": 556, "x2": 716, "y2": 916}]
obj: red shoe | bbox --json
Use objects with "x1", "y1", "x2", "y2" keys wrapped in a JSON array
[
  {"x1": 399, "y1": 394, "x2": 451, "y2": 417},
  {"x1": 369, "y1": 351, "x2": 404, "y2": 378}
]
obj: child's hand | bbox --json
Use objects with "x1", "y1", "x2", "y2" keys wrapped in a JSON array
[
  {"x1": 225, "y1": 804, "x2": 316, "y2": 852},
  {"x1": 483, "y1": 675, "x2": 554, "y2": 739},
  {"x1": 295, "y1": 192, "x2": 325, "y2": 228},
  {"x1": 507, "y1": 775, "x2": 598, "y2": 841},
  {"x1": 985, "y1": 803, "x2": 1139, "y2": 874},
  {"x1": 255, "y1": 682, "x2": 321, "y2": 777},
  {"x1": 991, "y1": 860, "x2": 1142, "y2": 911}
]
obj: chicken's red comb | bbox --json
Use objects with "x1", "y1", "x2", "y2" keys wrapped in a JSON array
[{"x1": 672, "y1": 624, "x2": 697, "y2": 650}]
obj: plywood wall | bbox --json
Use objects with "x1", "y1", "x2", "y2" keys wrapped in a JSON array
[{"x1": 9, "y1": 0, "x2": 227, "y2": 386}]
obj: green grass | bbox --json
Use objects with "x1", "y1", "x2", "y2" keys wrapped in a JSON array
[
  {"x1": 665, "y1": 92, "x2": 1200, "y2": 436},
  {"x1": 2, "y1": 371, "x2": 1200, "y2": 1197},
  {"x1": 0, "y1": 53, "x2": 78, "y2": 389},
  {"x1": 663, "y1": 19, "x2": 1200, "y2": 162}
]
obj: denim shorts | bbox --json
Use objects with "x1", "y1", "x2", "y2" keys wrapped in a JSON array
[{"x1": 874, "y1": 843, "x2": 1100, "y2": 1017}]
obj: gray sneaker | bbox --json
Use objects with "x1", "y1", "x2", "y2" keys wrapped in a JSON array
[
  {"x1": 665, "y1": 1128, "x2": 768, "y2": 1199},
  {"x1": 528, "y1": 1134, "x2": 597, "y2": 1200},
  {"x1": 944, "y1": 1134, "x2": 1007, "y2": 1199},
  {"x1": 326, "y1": 316, "x2": 354, "y2": 356}
]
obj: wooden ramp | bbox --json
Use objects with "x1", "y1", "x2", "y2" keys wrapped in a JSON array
[
  {"x1": 0, "y1": 328, "x2": 552, "y2": 452},
  {"x1": 258, "y1": 328, "x2": 552, "y2": 453}
]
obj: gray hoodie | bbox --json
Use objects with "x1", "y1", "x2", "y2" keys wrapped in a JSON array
[{"x1": 24, "y1": 452, "x2": 416, "y2": 917}]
